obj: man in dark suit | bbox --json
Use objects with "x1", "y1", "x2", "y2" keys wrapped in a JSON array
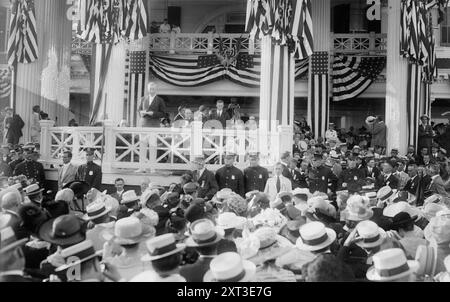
[
  {"x1": 280, "y1": 151, "x2": 294, "y2": 182},
  {"x1": 338, "y1": 156, "x2": 365, "y2": 191},
  {"x1": 308, "y1": 153, "x2": 338, "y2": 194},
  {"x1": 110, "y1": 178, "x2": 125, "y2": 203},
  {"x1": 243, "y1": 153, "x2": 269, "y2": 193},
  {"x1": 418, "y1": 115, "x2": 433, "y2": 155},
  {"x1": 0, "y1": 227, "x2": 37, "y2": 282},
  {"x1": 375, "y1": 160, "x2": 399, "y2": 190},
  {"x1": 215, "y1": 152, "x2": 245, "y2": 197},
  {"x1": 180, "y1": 219, "x2": 221, "y2": 282},
  {"x1": 404, "y1": 163, "x2": 420, "y2": 197},
  {"x1": 208, "y1": 99, "x2": 231, "y2": 129},
  {"x1": 3, "y1": 107, "x2": 25, "y2": 146},
  {"x1": 363, "y1": 157, "x2": 381, "y2": 179},
  {"x1": 75, "y1": 148, "x2": 102, "y2": 190},
  {"x1": 138, "y1": 82, "x2": 167, "y2": 128},
  {"x1": 192, "y1": 156, "x2": 218, "y2": 201},
  {"x1": 13, "y1": 145, "x2": 46, "y2": 187},
  {"x1": 288, "y1": 158, "x2": 303, "y2": 189},
  {"x1": 8, "y1": 147, "x2": 25, "y2": 173}
]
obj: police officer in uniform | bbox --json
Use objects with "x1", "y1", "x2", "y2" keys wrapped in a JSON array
[
  {"x1": 191, "y1": 155, "x2": 218, "y2": 201},
  {"x1": 9, "y1": 147, "x2": 25, "y2": 172},
  {"x1": 75, "y1": 147, "x2": 102, "y2": 190},
  {"x1": 215, "y1": 152, "x2": 245, "y2": 197},
  {"x1": 243, "y1": 153, "x2": 269, "y2": 193},
  {"x1": 338, "y1": 155, "x2": 365, "y2": 191},
  {"x1": 308, "y1": 153, "x2": 338, "y2": 194},
  {"x1": 13, "y1": 144, "x2": 46, "y2": 186}
]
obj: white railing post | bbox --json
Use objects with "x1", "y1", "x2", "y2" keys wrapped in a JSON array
[
  {"x1": 102, "y1": 120, "x2": 115, "y2": 173},
  {"x1": 369, "y1": 31, "x2": 376, "y2": 54},
  {"x1": 169, "y1": 31, "x2": 176, "y2": 54},
  {"x1": 207, "y1": 32, "x2": 214, "y2": 54},
  {"x1": 191, "y1": 121, "x2": 203, "y2": 159},
  {"x1": 72, "y1": 128, "x2": 81, "y2": 163},
  {"x1": 249, "y1": 37, "x2": 255, "y2": 55},
  {"x1": 39, "y1": 120, "x2": 55, "y2": 163}
]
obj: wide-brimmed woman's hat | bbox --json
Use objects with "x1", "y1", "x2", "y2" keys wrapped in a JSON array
[
  {"x1": 341, "y1": 195, "x2": 373, "y2": 221},
  {"x1": 296, "y1": 221, "x2": 337, "y2": 252},
  {"x1": 366, "y1": 248, "x2": 419, "y2": 281},
  {"x1": 424, "y1": 215, "x2": 450, "y2": 244},
  {"x1": 38, "y1": 214, "x2": 86, "y2": 246},
  {"x1": 121, "y1": 190, "x2": 140, "y2": 205},
  {"x1": 422, "y1": 203, "x2": 445, "y2": 221},
  {"x1": 141, "y1": 233, "x2": 185, "y2": 262},
  {"x1": 110, "y1": 216, "x2": 153, "y2": 245},
  {"x1": 203, "y1": 252, "x2": 256, "y2": 282},
  {"x1": 82, "y1": 201, "x2": 112, "y2": 221},
  {"x1": 354, "y1": 220, "x2": 386, "y2": 249},
  {"x1": 216, "y1": 212, "x2": 247, "y2": 230},
  {"x1": 366, "y1": 116, "x2": 377, "y2": 125},
  {"x1": 185, "y1": 219, "x2": 223, "y2": 247},
  {"x1": 383, "y1": 201, "x2": 422, "y2": 220}
]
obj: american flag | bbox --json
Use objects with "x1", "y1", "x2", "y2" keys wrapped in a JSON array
[
  {"x1": 308, "y1": 52, "x2": 329, "y2": 139},
  {"x1": 7, "y1": 0, "x2": 39, "y2": 66},
  {"x1": 0, "y1": 67, "x2": 12, "y2": 99},
  {"x1": 332, "y1": 55, "x2": 386, "y2": 102},
  {"x1": 126, "y1": 50, "x2": 147, "y2": 126},
  {"x1": 246, "y1": 0, "x2": 313, "y2": 60},
  {"x1": 122, "y1": 0, "x2": 148, "y2": 41},
  {"x1": 426, "y1": 0, "x2": 449, "y2": 24}
]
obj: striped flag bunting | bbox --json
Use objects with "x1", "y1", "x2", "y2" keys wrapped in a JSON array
[
  {"x1": 332, "y1": 55, "x2": 386, "y2": 102},
  {"x1": 125, "y1": 50, "x2": 147, "y2": 127},
  {"x1": 7, "y1": 0, "x2": 39, "y2": 66},
  {"x1": 0, "y1": 67, "x2": 12, "y2": 99},
  {"x1": 308, "y1": 52, "x2": 329, "y2": 140},
  {"x1": 246, "y1": 0, "x2": 314, "y2": 60},
  {"x1": 426, "y1": 0, "x2": 449, "y2": 24},
  {"x1": 149, "y1": 54, "x2": 308, "y2": 87},
  {"x1": 79, "y1": 0, "x2": 147, "y2": 44},
  {"x1": 407, "y1": 63, "x2": 423, "y2": 148}
]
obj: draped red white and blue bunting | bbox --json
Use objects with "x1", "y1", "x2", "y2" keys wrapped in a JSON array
[
  {"x1": 332, "y1": 55, "x2": 386, "y2": 102},
  {"x1": 149, "y1": 54, "x2": 309, "y2": 88},
  {"x1": 0, "y1": 67, "x2": 12, "y2": 99}
]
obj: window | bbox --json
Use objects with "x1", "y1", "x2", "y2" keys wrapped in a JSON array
[{"x1": 441, "y1": 10, "x2": 450, "y2": 46}]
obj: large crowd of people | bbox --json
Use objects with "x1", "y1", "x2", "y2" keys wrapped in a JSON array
[{"x1": 1, "y1": 114, "x2": 450, "y2": 282}]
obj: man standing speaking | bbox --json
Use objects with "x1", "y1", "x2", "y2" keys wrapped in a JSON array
[
  {"x1": 136, "y1": 82, "x2": 167, "y2": 173},
  {"x1": 138, "y1": 82, "x2": 167, "y2": 127}
]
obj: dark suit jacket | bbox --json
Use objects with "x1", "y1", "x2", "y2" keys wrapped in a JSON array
[
  {"x1": 281, "y1": 164, "x2": 293, "y2": 181},
  {"x1": 75, "y1": 162, "x2": 102, "y2": 190},
  {"x1": 404, "y1": 175, "x2": 420, "y2": 196},
  {"x1": 13, "y1": 160, "x2": 46, "y2": 186},
  {"x1": 290, "y1": 169, "x2": 303, "y2": 189},
  {"x1": 179, "y1": 257, "x2": 213, "y2": 282},
  {"x1": 195, "y1": 169, "x2": 219, "y2": 200},
  {"x1": 138, "y1": 95, "x2": 167, "y2": 127},
  {"x1": 376, "y1": 173, "x2": 399, "y2": 190},
  {"x1": 418, "y1": 124, "x2": 433, "y2": 151},
  {"x1": 110, "y1": 191, "x2": 124, "y2": 203},
  {"x1": 4, "y1": 114, "x2": 25, "y2": 142},
  {"x1": 362, "y1": 166, "x2": 380, "y2": 179},
  {"x1": 208, "y1": 109, "x2": 231, "y2": 128}
]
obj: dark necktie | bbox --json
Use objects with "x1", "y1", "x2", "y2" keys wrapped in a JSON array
[{"x1": 276, "y1": 176, "x2": 281, "y2": 193}]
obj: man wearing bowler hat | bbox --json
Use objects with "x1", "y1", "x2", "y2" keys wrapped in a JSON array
[
  {"x1": 191, "y1": 155, "x2": 218, "y2": 201},
  {"x1": 244, "y1": 152, "x2": 269, "y2": 194},
  {"x1": 215, "y1": 152, "x2": 245, "y2": 197},
  {"x1": 75, "y1": 147, "x2": 102, "y2": 190}
]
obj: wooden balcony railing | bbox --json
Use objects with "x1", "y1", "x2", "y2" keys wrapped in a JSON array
[
  {"x1": 39, "y1": 120, "x2": 293, "y2": 173},
  {"x1": 331, "y1": 32, "x2": 387, "y2": 54}
]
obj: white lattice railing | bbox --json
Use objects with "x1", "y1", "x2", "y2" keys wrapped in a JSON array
[
  {"x1": 149, "y1": 33, "x2": 261, "y2": 55},
  {"x1": 332, "y1": 32, "x2": 387, "y2": 54},
  {"x1": 72, "y1": 32, "x2": 92, "y2": 55},
  {"x1": 39, "y1": 120, "x2": 291, "y2": 172}
]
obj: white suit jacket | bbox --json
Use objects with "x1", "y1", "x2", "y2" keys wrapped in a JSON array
[{"x1": 264, "y1": 175, "x2": 292, "y2": 202}]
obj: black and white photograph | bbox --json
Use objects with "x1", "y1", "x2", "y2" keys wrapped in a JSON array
[{"x1": 1, "y1": 0, "x2": 450, "y2": 287}]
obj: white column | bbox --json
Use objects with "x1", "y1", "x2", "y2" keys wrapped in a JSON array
[
  {"x1": 102, "y1": 119, "x2": 116, "y2": 173},
  {"x1": 39, "y1": 120, "x2": 55, "y2": 163},
  {"x1": 385, "y1": 0, "x2": 408, "y2": 155}
]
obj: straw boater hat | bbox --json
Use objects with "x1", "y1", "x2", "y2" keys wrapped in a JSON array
[
  {"x1": 216, "y1": 188, "x2": 234, "y2": 200},
  {"x1": 422, "y1": 203, "x2": 445, "y2": 221},
  {"x1": 366, "y1": 116, "x2": 377, "y2": 125},
  {"x1": 377, "y1": 186, "x2": 396, "y2": 204},
  {"x1": 185, "y1": 219, "x2": 223, "y2": 248},
  {"x1": 141, "y1": 233, "x2": 185, "y2": 262},
  {"x1": 424, "y1": 215, "x2": 450, "y2": 244},
  {"x1": 0, "y1": 227, "x2": 28, "y2": 254},
  {"x1": 414, "y1": 244, "x2": 437, "y2": 278},
  {"x1": 54, "y1": 240, "x2": 103, "y2": 272},
  {"x1": 366, "y1": 248, "x2": 419, "y2": 281},
  {"x1": 82, "y1": 201, "x2": 112, "y2": 221},
  {"x1": 120, "y1": 190, "x2": 140, "y2": 205},
  {"x1": 203, "y1": 252, "x2": 256, "y2": 282},
  {"x1": 24, "y1": 184, "x2": 44, "y2": 197},
  {"x1": 383, "y1": 201, "x2": 422, "y2": 220},
  {"x1": 110, "y1": 217, "x2": 153, "y2": 245},
  {"x1": 216, "y1": 212, "x2": 247, "y2": 230},
  {"x1": 354, "y1": 220, "x2": 386, "y2": 249},
  {"x1": 423, "y1": 194, "x2": 441, "y2": 206},
  {"x1": 296, "y1": 221, "x2": 337, "y2": 252}
]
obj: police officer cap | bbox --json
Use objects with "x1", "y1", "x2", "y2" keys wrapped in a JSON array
[
  {"x1": 248, "y1": 152, "x2": 259, "y2": 159},
  {"x1": 183, "y1": 182, "x2": 198, "y2": 194},
  {"x1": 84, "y1": 147, "x2": 95, "y2": 155}
]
